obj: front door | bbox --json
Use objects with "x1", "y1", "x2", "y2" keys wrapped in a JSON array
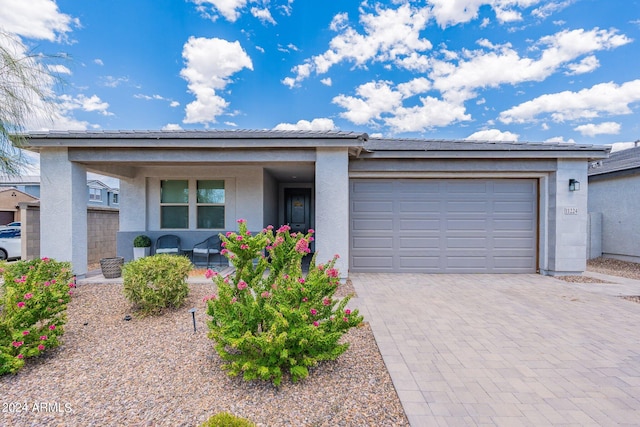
[{"x1": 284, "y1": 188, "x2": 311, "y2": 234}]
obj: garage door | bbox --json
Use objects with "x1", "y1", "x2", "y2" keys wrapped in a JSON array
[{"x1": 350, "y1": 179, "x2": 537, "y2": 273}]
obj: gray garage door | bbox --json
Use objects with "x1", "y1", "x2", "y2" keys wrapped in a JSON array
[{"x1": 350, "y1": 179, "x2": 537, "y2": 273}]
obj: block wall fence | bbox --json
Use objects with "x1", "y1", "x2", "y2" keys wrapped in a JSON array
[{"x1": 19, "y1": 202, "x2": 119, "y2": 266}]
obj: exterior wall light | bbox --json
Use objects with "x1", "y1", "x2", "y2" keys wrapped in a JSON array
[{"x1": 569, "y1": 179, "x2": 580, "y2": 191}]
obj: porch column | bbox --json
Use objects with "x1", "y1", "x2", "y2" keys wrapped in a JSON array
[
  {"x1": 40, "y1": 147, "x2": 88, "y2": 276},
  {"x1": 543, "y1": 159, "x2": 589, "y2": 275},
  {"x1": 315, "y1": 147, "x2": 349, "y2": 277}
]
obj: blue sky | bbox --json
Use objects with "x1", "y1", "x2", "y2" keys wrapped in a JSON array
[{"x1": 1, "y1": 0, "x2": 640, "y2": 148}]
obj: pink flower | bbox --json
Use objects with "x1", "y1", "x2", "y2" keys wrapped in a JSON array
[
  {"x1": 230, "y1": 297, "x2": 237, "y2": 304},
  {"x1": 42, "y1": 257, "x2": 50, "y2": 262},
  {"x1": 40, "y1": 335, "x2": 48, "y2": 340},
  {"x1": 38, "y1": 344, "x2": 45, "y2": 351},
  {"x1": 323, "y1": 298, "x2": 331, "y2": 306},
  {"x1": 245, "y1": 231, "x2": 251, "y2": 236},
  {"x1": 283, "y1": 274, "x2": 289, "y2": 279},
  {"x1": 345, "y1": 309, "x2": 351, "y2": 315},
  {"x1": 51, "y1": 279, "x2": 56, "y2": 284},
  {"x1": 69, "y1": 290, "x2": 74, "y2": 296},
  {"x1": 302, "y1": 297, "x2": 308, "y2": 302},
  {"x1": 237, "y1": 280, "x2": 248, "y2": 290},
  {"x1": 310, "y1": 308, "x2": 318, "y2": 316},
  {"x1": 334, "y1": 254, "x2": 340, "y2": 259},
  {"x1": 226, "y1": 231, "x2": 233, "y2": 237},
  {"x1": 236, "y1": 235, "x2": 243, "y2": 241},
  {"x1": 22, "y1": 331, "x2": 29, "y2": 336},
  {"x1": 261, "y1": 291, "x2": 270, "y2": 298},
  {"x1": 308, "y1": 228, "x2": 315, "y2": 234},
  {"x1": 276, "y1": 224, "x2": 291, "y2": 233},
  {"x1": 298, "y1": 278, "x2": 305, "y2": 284},
  {"x1": 24, "y1": 293, "x2": 34, "y2": 300},
  {"x1": 44, "y1": 281, "x2": 51, "y2": 287},
  {"x1": 343, "y1": 317, "x2": 349, "y2": 322},
  {"x1": 313, "y1": 321, "x2": 319, "y2": 327},
  {"x1": 271, "y1": 283, "x2": 277, "y2": 290},
  {"x1": 295, "y1": 239, "x2": 310, "y2": 254},
  {"x1": 326, "y1": 268, "x2": 339, "y2": 278},
  {"x1": 240, "y1": 244, "x2": 249, "y2": 250},
  {"x1": 204, "y1": 269, "x2": 215, "y2": 279},
  {"x1": 267, "y1": 225, "x2": 274, "y2": 230},
  {"x1": 17, "y1": 301, "x2": 25, "y2": 308},
  {"x1": 221, "y1": 249, "x2": 229, "y2": 255},
  {"x1": 49, "y1": 325, "x2": 56, "y2": 331},
  {"x1": 12, "y1": 341, "x2": 23, "y2": 348},
  {"x1": 290, "y1": 232, "x2": 297, "y2": 237},
  {"x1": 17, "y1": 354, "x2": 24, "y2": 359},
  {"x1": 203, "y1": 294, "x2": 217, "y2": 302},
  {"x1": 317, "y1": 264, "x2": 325, "y2": 271},
  {"x1": 237, "y1": 218, "x2": 246, "y2": 224}
]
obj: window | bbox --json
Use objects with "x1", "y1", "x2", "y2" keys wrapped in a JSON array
[
  {"x1": 197, "y1": 180, "x2": 225, "y2": 229},
  {"x1": 89, "y1": 187, "x2": 102, "y2": 202},
  {"x1": 160, "y1": 180, "x2": 225, "y2": 229},
  {"x1": 112, "y1": 193, "x2": 119, "y2": 204},
  {"x1": 161, "y1": 180, "x2": 189, "y2": 229}
]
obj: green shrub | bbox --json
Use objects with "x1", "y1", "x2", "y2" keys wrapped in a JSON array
[
  {"x1": 200, "y1": 412, "x2": 255, "y2": 427},
  {"x1": 122, "y1": 254, "x2": 192, "y2": 316},
  {"x1": 206, "y1": 220, "x2": 363, "y2": 386},
  {"x1": 133, "y1": 235, "x2": 152, "y2": 247},
  {"x1": 0, "y1": 257, "x2": 74, "y2": 375}
]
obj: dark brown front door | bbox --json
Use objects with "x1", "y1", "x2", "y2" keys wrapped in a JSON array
[{"x1": 284, "y1": 188, "x2": 311, "y2": 234}]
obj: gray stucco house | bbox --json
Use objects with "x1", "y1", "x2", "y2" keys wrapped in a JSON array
[
  {"x1": 24, "y1": 130, "x2": 609, "y2": 277},
  {"x1": 588, "y1": 144, "x2": 640, "y2": 262}
]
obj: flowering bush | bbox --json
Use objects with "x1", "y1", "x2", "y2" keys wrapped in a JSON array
[
  {"x1": 122, "y1": 254, "x2": 192, "y2": 316},
  {"x1": 0, "y1": 258, "x2": 74, "y2": 375},
  {"x1": 206, "y1": 220, "x2": 363, "y2": 386}
]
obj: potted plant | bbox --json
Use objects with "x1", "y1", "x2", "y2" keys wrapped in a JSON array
[{"x1": 133, "y1": 235, "x2": 152, "y2": 260}]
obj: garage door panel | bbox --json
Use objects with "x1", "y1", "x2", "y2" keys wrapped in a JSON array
[
  {"x1": 352, "y1": 236, "x2": 393, "y2": 249},
  {"x1": 398, "y1": 236, "x2": 440, "y2": 249},
  {"x1": 446, "y1": 219, "x2": 488, "y2": 231},
  {"x1": 399, "y1": 219, "x2": 441, "y2": 230},
  {"x1": 350, "y1": 179, "x2": 537, "y2": 273},
  {"x1": 351, "y1": 218, "x2": 393, "y2": 231},
  {"x1": 352, "y1": 200, "x2": 394, "y2": 213}
]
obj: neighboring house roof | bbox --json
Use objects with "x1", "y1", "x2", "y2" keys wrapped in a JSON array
[
  {"x1": 0, "y1": 187, "x2": 38, "y2": 200},
  {"x1": 588, "y1": 145, "x2": 640, "y2": 178}
]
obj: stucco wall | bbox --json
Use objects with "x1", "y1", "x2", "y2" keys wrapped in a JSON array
[{"x1": 588, "y1": 173, "x2": 640, "y2": 262}]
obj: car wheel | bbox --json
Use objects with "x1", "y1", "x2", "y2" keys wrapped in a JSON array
[{"x1": 0, "y1": 249, "x2": 7, "y2": 261}]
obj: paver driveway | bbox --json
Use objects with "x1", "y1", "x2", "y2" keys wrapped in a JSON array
[{"x1": 350, "y1": 273, "x2": 640, "y2": 426}]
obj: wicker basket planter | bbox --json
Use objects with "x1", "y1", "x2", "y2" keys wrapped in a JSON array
[{"x1": 100, "y1": 257, "x2": 124, "y2": 279}]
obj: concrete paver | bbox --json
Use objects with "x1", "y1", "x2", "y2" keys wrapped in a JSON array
[{"x1": 350, "y1": 273, "x2": 640, "y2": 426}]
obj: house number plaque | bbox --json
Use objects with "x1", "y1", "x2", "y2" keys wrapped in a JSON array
[{"x1": 563, "y1": 207, "x2": 578, "y2": 215}]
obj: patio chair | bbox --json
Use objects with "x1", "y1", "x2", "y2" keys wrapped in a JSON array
[
  {"x1": 155, "y1": 234, "x2": 181, "y2": 255},
  {"x1": 191, "y1": 235, "x2": 222, "y2": 267}
]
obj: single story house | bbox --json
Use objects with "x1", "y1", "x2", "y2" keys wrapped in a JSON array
[
  {"x1": 24, "y1": 130, "x2": 609, "y2": 278},
  {"x1": 588, "y1": 144, "x2": 640, "y2": 262},
  {"x1": 0, "y1": 187, "x2": 38, "y2": 225}
]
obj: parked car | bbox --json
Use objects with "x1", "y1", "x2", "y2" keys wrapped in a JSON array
[
  {"x1": 1, "y1": 221, "x2": 21, "y2": 227},
  {"x1": 0, "y1": 227, "x2": 21, "y2": 260}
]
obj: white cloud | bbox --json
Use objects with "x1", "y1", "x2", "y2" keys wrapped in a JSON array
[
  {"x1": 190, "y1": 0, "x2": 248, "y2": 22},
  {"x1": 47, "y1": 64, "x2": 71, "y2": 75},
  {"x1": 58, "y1": 94, "x2": 112, "y2": 116},
  {"x1": 101, "y1": 76, "x2": 129, "y2": 88},
  {"x1": 427, "y1": 0, "x2": 542, "y2": 27},
  {"x1": 333, "y1": 81, "x2": 404, "y2": 125},
  {"x1": 610, "y1": 141, "x2": 638, "y2": 152},
  {"x1": 574, "y1": 121, "x2": 621, "y2": 137},
  {"x1": 383, "y1": 96, "x2": 471, "y2": 132},
  {"x1": 285, "y1": 3, "x2": 432, "y2": 86},
  {"x1": 162, "y1": 123, "x2": 183, "y2": 131},
  {"x1": 466, "y1": 129, "x2": 519, "y2": 141},
  {"x1": 531, "y1": 0, "x2": 575, "y2": 19},
  {"x1": 565, "y1": 55, "x2": 599, "y2": 75},
  {"x1": 251, "y1": 7, "x2": 276, "y2": 25},
  {"x1": 544, "y1": 136, "x2": 576, "y2": 144},
  {"x1": 430, "y1": 28, "x2": 631, "y2": 102},
  {"x1": 273, "y1": 118, "x2": 336, "y2": 131},
  {"x1": 94, "y1": 59, "x2": 104, "y2": 66},
  {"x1": 320, "y1": 78, "x2": 332, "y2": 86},
  {"x1": 180, "y1": 37, "x2": 253, "y2": 125},
  {"x1": 499, "y1": 80, "x2": 640, "y2": 124},
  {"x1": 0, "y1": 0, "x2": 78, "y2": 41}
]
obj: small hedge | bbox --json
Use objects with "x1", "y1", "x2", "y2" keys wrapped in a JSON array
[
  {"x1": 122, "y1": 254, "x2": 192, "y2": 316},
  {"x1": 200, "y1": 412, "x2": 255, "y2": 427},
  {"x1": 0, "y1": 258, "x2": 74, "y2": 375}
]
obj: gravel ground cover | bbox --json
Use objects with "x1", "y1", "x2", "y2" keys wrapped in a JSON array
[
  {"x1": 1, "y1": 280, "x2": 408, "y2": 427},
  {"x1": 587, "y1": 257, "x2": 640, "y2": 280}
]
